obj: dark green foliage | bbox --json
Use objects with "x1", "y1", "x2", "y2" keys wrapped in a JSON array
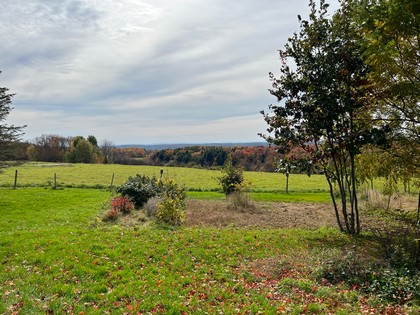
[
  {"x1": 66, "y1": 138, "x2": 94, "y2": 163},
  {"x1": 87, "y1": 135, "x2": 98, "y2": 147},
  {"x1": 260, "y1": 0, "x2": 378, "y2": 234},
  {"x1": 66, "y1": 136, "x2": 103, "y2": 164},
  {"x1": 368, "y1": 268, "x2": 420, "y2": 304},
  {"x1": 314, "y1": 248, "x2": 420, "y2": 304},
  {"x1": 116, "y1": 174, "x2": 162, "y2": 208},
  {"x1": 0, "y1": 71, "x2": 26, "y2": 164},
  {"x1": 218, "y1": 158, "x2": 244, "y2": 195}
]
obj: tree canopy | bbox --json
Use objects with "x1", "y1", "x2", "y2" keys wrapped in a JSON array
[
  {"x1": 0, "y1": 72, "x2": 26, "y2": 162},
  {"x1": 353, "y1": 0, "x2": 420, "y2": 169},
  {"x1": 260, "y1": 0, "x2": 381, "y2": 234},
  {"x1": 261, "y1": 0, "x2": 419, "y2": 234}
]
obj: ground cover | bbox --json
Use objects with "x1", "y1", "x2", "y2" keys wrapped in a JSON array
[
  {"x1": 1, "y1": 187, "x2": 418, "y2": 314},
  {"x1": 0, "y1": 162, "x2": 329, "y2": 194}
]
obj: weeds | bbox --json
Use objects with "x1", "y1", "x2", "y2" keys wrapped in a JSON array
[{"x1": 227, "y1": 191, "x2": 256, "y2": 212}]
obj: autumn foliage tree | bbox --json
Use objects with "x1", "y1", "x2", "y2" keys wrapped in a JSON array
[
  {"x1": 260, "y1": 0, "x2": 380, "y2": 234},
  {"x1": 353, "y1": 0, "x2": 419, "y2": 208},
  {"x1": 27, "y1": 134, "x2": 70, "y2": 162}
]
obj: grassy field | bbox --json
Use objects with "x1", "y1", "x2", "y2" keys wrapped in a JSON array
[
  {"x1": 2, "y1": 187, "x2": 416, "y2": 314},
  {"x1": 1, "y1": 164, "x2": 418, "y2": 313},
  {"x1": 0, "y1": 162, "x2": 329, "y2": 193}
]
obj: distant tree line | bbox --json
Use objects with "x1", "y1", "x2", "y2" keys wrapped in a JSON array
[
  {"x1": 24, "y1": 134, "x2": 281, "y2": 171},
  {"x1": 27, "y1": 134, "x2": 103, "y2": 164},
  {"x1": 146, "y1": 146, "x2": 278, "y2": 171}
]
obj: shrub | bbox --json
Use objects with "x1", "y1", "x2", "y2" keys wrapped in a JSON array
[
  {"x1": 364, "y1": 205, "x2": 420, "y2": 268},
  {"x1": 116, "y1": 174, "x2": 162, "y2": 208},
  {"x1": 102, "y1": 208, "x2": 119, "y2": 221},
  {"x1": 111, "y1": 196, "x2": 134, "y2": 214},
  {"x1": 155, "y1": 179, "x2": 186, "y2": 226},
  {"x1": 218, "y1": 157, "x2": 244, "y2": 195},
  {"x1": 313, "y1": 245, "x2": 420, "y2": 304},
  {"x1": 368, "y1": 268, "x2": 420, "y2": 304},
  {"x1": 156, "y1": 198, "x2": 186, "y2": 226},
  {"x1": 144, "y1": 196, "x2": 162, "y2": 217},
  {"x1": 227, "y1": 191, "x2": 255, "y2": 212},
  {"x1": 313, "y1": 247, "x2": 379, "y2": 286}
]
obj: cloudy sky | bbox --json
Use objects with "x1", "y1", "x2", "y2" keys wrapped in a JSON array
[{"x1": 1, "y1": 0, "x2": 339, "y2": 145}]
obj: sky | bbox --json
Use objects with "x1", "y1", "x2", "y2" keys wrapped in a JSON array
[{"x1": 1, "y1": 0, "x2": 339, "y2": 145}]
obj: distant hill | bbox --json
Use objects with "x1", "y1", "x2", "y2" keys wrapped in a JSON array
[{"x1": 117, "y1": 142, "x2": 268, "y2": 150}]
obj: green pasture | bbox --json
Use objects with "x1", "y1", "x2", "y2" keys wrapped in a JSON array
[
  {"x1": 2, "y1": 187, "x2": 412, "y2": 314},
  {"x1": 0, "y1": 162, "x2": 328, "y2": 192}
]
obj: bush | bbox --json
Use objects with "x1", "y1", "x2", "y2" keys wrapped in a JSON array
[
  {"x1": 313, "y1": 247, "x2": 379, "y2": 286},
  {"x1": 116, "y1": 174, "x2": 162, "y2": 208},
  {"x1": 218, "y1": 157, "x2": 244, "y2": 195},
  {"x1": 313, "y1": 246, "x2": 420, "y2": 304},
  {"x1": 368, "y1": 268, "x2": 420, "y2": 304},
  {"x1": 102, "y1": 208, "x2": 119, "y2": 221},
  {"x1": 144, "y1": 196, "x2": 162, "y2": 217},
  {"x1": 111, "y1": 196, "x2": 134, "y2": 214},
  {"x1": 155, "y1": 179, "x2": 186, "y2": 226},
  {"x1": 364, "y1": 205, "x2": 420, "y2": 268},
  {"x1": 116, "y1": 175, "x2": 187, "y2": 227}
]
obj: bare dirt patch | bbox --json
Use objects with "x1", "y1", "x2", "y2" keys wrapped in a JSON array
[{"x1": 185, "y1": 200, "x2": 337, "y2": 229}]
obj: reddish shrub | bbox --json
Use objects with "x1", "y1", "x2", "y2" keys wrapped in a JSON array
[{"x1": 111, "y1": 196, "x2": 135, "y2": 214}]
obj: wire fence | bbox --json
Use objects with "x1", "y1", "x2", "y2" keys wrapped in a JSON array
[
  {"x1": 0, "y1": 166, "x2": 220, "y2": 192},
  {"x1": 0, "y1": 169, "x2": 118, "y2": 190}
]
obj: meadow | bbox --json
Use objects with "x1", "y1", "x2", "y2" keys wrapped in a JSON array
[
  {"x1": 2, "y1": 187, "x2": 413, "y2": 314},
  {"x1": 1, "y1": 163, "x2": 418, "y2": 314},
  {"x1": 0, "y1": 162, "x2": 332, "y2": 202}
]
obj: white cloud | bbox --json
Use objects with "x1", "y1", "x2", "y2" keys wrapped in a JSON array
[{"x1": 1, "y1": 0, "x2": 340, "y2": 145}]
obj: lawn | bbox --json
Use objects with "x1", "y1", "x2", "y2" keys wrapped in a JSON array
[
  {"x1": 1, "y1": 187, "x2": 418, "y2": 314},
  {"x1": 0, "y1": 162, "x2": 329, "y2": 194}
]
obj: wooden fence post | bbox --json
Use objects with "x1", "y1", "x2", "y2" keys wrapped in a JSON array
[
  {"x1": 13, "y1": 170, "x2": 18, "y2": 190},
  {"x1": 53, "y1": 173, "x2": 57, "y2": 190},
  {"x1": 110, "y1": 173, "x2": 115, "y2": 191}
]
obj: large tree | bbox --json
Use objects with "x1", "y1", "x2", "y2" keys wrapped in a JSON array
[
  {"x1": 27, "y1": 134, "x2": 71, "y2": 162},
  {"x1": 260, "y1": 0, "x2": 378, "y2": 234},
  {"x1": 353, "y1": 0, "x2": 419, "y2": 168},
  {"x1": 0, "y1": 72, "x2": 26, "y2": 163}
]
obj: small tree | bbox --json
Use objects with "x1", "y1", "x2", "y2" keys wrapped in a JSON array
[
  {"x1": 276, "y1": 159, "x2": 294, "y2": 194},
  {"x1": 260, "y1": 1, "x2": 378, "y2": 234},
  {"x1": 218, "y1": 157, "x2": 244, "y2": 196},
  {"x1": 100, "y1": 139, "x2": 115, "y2": 164},
  {"x1": 0, "y1": 72, "x2": 26, "y2": 165},
  {"x1": 156, "y1": 179, "x2": 187, "y2": 226}
]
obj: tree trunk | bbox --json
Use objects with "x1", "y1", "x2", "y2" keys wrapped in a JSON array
[{"x1": 326, "y1": 173, "x2": 344, "y2": 232}]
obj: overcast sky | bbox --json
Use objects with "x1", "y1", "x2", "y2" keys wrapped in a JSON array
[{"x1": 1, "y1": 0, "x2": 339, "y2": 145}]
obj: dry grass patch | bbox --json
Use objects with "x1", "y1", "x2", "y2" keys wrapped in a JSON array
[{"x1": 185, "y1": 199, "x2": 337, "y2": 229}]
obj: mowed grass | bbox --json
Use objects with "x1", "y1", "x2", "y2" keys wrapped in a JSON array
[
  {"x1": 0, "y1": 162, "x2": 329, "y2": 194},
  {"x1": 0, "y1": 187, "x2": 396, "y2": 314}
]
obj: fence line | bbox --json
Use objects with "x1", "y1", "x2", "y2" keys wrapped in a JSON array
[
  {"x1": 1, "y1": 170, "x2": 118, "y2": 190},
  {"x1": 0, "y1": 170, "x2": 175, "y2": 191}
]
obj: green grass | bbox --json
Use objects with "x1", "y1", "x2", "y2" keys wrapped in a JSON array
[
  {"x1": 0, "y1": 188, "x2": 110, "y2": 230},
  {"x1": 0, "y1": 162, "x2": 332, "y2": 203},
  {"x1": 1, "y1": 187, "x2": 418, "y2": 314},
  {"x1": 188, "y1": 191, "x2": 331, "y2": 202},
  {"x1": 0, "y1": 162, "x2": 329, "y2": 193}
]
